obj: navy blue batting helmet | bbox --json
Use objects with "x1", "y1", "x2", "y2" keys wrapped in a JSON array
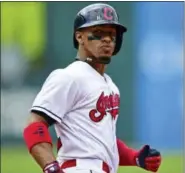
[{"x1": 73, "y1": 3, "x2": 127, "y2": 55}]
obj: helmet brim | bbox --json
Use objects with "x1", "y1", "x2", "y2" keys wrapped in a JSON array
[{"x1": 77, "y1": 20, "x2": 127, "y2": 33}]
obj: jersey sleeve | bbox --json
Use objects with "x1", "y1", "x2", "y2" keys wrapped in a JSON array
[{"x1": 30, "y1": 69, "x2": 78, "y2": 123}]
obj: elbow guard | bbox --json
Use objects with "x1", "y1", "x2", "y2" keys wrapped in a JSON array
[{"x1": 23, "y1": 122, "x2": 52, "y2": 152}]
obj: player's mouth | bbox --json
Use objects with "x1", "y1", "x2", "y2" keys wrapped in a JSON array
[
  {"x1": 101, "y1": 44, "x2": 112, "y2": 49},
  {"x1": 101, "y1": 45, "x2": 112, "y2": 49},
  {"x1": 100, "y1": 45, "x2": 113, "y2": 55}
]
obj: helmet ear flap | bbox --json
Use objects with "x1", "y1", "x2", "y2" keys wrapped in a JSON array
[
  {"x1": 73, "y1": 33, "x2": 78, "y2": 49},
  {"x1": 113, "y1": 27, "x2": 123, "y2": 55},
  {"x1": 113, "y1": 25, "x2": 127, "y2": 55},
  {"x1": 73, "y1": 14, "x2": 86, "y2": 49}
]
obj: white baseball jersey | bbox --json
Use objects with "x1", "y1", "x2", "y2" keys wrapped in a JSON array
[{"x1": 31, "y1": 61, "x2": 120, "y2": 173}]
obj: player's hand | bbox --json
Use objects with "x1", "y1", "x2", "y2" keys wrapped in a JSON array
[
  {"x1": 43, "y1": 161, "x2": 64, "y2": 173},
  {"x1": 136, "y1": 145, "x2": 162, "y2": 172}
]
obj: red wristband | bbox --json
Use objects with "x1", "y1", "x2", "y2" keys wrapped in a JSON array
[{"x1": 23, "y1": 122, "x2": 52, "y2": 152}]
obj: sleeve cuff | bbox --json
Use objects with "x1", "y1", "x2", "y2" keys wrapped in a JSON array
[{"x1": 31, "y1": 106, "x2": 62, "y2": 123}]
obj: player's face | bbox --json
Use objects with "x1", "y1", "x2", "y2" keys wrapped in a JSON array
[{"x1": 82, "y1": 25, "x2": 116, "y2": 58}]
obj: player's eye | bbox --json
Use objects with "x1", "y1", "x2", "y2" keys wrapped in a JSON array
[{"x1": 88, "y1": 29, "x2": 116, "y2": 42}]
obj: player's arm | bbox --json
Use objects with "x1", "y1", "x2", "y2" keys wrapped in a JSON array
[
  {"x1": 23, "y1": 70, "x2": 77, "y2": 173},
  {"x1": 24, "y1": 111, "x2": 55, "y2": 168},
  {"x1": 23, "y1": 111, "x2": 62, "y2": 173},
  {"x1": 117, "y1": 138, "x2": 161, "y2": 172},
  {"x1": 117, "y1": 138, "x2": 137, "y2": 166}
]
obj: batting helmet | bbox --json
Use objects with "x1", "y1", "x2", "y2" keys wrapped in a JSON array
[{"x1": 73, "y1": 3, "x2": 127, "y2": 55}]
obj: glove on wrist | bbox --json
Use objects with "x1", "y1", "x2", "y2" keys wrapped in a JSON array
[{"x1": 136, "y1": 145, "x2": 162, "y2": 172}]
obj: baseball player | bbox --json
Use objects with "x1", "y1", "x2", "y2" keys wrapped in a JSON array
[{"x1": 23, "y1": 3, "x2": 162, "y2": 173}]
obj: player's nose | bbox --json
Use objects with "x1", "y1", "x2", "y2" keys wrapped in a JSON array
[{"x1": 101, "y1": 35, "x2": 112, "y2": 43}]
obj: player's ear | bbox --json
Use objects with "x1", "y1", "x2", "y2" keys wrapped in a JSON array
[{"x1": 75, "y1": 31, "x2": 84, "y2": 46}]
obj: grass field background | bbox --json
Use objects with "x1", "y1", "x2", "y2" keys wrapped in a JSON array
[{"x1": 1, "y1": 146, "x2": 183, "y2": 173}]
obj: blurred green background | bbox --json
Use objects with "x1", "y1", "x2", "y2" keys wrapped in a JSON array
[
  {"x1": 1, "y1": 2, "x2": 184, "y2": 173},
  {"x1": 1, "y1": 146, "x2": 183, "y2": 173}
]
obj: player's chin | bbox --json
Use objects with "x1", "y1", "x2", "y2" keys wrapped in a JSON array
[
  {"x1": 101, "y1": 49, "x2": 114, "y2": 57},
  {"x1": 98, "y1": 52, "x2": 113, "y2": 58}
]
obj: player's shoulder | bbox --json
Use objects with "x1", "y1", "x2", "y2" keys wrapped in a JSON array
[
  {"x1": 45, "y1": 67, "x2": 75, "y2": 86},
  {"x1": 45, "y1": 61, "x2": 84, "y2": 84},
  {"x1": 65, "y1": 61, "x2": 86, "y2": 72},
  {"x1": 48, "y1": 69, "x2": 64, "y2": 77},
  {"x1": 47, "y1": 69, "x2": 67, "y2": 80},
  {"x1": 47, "y1": 61, "x2": 80, "y2": 78},
  {"x1": 63, "y1": 61, "x2": 90, "y2": 78}
]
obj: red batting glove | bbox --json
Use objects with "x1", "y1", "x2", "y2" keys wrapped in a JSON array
[{"x1": 136, "y1": 145, "x2": 162, "y2": 172}]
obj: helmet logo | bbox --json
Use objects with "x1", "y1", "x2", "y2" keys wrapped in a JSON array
[
  {"x1": 96, "y1": 15, "x2": 101, "y2": 20},
  {"x1": 103, "y1": 7, "x2": 113, "y2": 20}
]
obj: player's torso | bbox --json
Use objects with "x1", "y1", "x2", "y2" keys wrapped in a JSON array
[{"x1": 55, "y1": 61, "x2": 120, "y2": 172}]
